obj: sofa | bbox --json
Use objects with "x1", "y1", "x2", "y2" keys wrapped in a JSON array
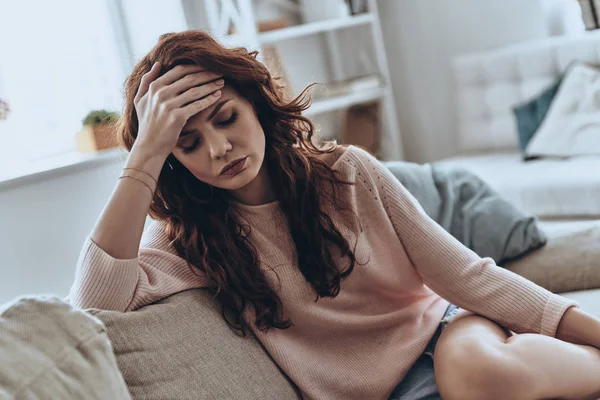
[{"x1": 437, "y1": 32, "x2": 600, "y2": 316}]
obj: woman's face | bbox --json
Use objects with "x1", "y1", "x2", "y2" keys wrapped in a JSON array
[{"x1": 172, "y1": 85, "x2": 266, "y2": 192}]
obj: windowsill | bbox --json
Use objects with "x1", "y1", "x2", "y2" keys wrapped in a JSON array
[{"x1": 0, "y1": 148, "x2": 126, "y2": 191}]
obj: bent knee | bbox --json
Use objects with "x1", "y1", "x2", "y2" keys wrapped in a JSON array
[
  {"x1": 433, "y1": 317, "x2": 531, "y2": 400},
  {"x1": 434, "y1": 335, "x2": 506, "y2": 399}
]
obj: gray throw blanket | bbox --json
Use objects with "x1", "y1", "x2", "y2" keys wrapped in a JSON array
[{"x1": 384, "y1": 161, "x2": 547, "y2": 265}]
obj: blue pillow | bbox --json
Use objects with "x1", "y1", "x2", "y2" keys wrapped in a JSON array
[{"x1": 513, "y1": 77, "x2": 563, "y2": 160}]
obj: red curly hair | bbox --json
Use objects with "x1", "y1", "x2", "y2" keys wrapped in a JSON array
[{"x1": 118, "y1": 30, "x2": 361, "y2": 335}]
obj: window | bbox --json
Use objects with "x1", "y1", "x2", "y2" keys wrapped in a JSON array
[{"x1": 0, "y1": 1, "x2": 125, "y2": 168}]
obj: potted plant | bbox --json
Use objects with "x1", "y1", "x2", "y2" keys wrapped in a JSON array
[{"x1": 76, "y1": 109, "x2": 120, "y2": 152}]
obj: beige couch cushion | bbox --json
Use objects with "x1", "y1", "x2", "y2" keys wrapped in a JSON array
[
  {"x1": 505, "y1": 220, "x2": 600, "y2": 293},
  {"x1": 0, "y1": 295, "x2": 131, "y2": 399},
  {"x1": 89, "y1": 289, "x2": 299, "y2": 400}
]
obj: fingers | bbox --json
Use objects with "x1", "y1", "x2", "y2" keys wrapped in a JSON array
[
  {"x1": 136, "y1": 62, "x2": 172, "y2": 102},
  {"x1": 153, "y1": 64, "x2": 208, "y2": 90},
  {"x1": 134, "y1": 63, "x2": 220, "y2": 105},
  {"x1": 178, "y1": 90, "x2": 222, "y2": 121},
  {"x1": 165, "y1": 70, "x2": 223, "y2": 98},
  {"x1": 169, "y1": 78, "x2": 225, "y2": 109}
]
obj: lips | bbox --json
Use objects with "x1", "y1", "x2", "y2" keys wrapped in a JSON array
[{"x1": 220, "y1": 157, "x2": 247, "y2": 176}]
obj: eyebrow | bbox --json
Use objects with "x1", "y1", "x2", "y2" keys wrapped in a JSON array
[{"x1": 180, "y1": 98, "x2": 231, "y2": 137}]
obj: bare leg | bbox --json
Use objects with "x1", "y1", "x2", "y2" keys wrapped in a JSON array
[{"x1": 434, "y1": 315, "x2": 600, "y2": 400}]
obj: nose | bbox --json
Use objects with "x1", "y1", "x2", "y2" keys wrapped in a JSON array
[{"x1": 205, "y1": 132, "x2": 232, "y2": 159}]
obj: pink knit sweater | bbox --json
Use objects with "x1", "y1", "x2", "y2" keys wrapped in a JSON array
[{"x1": 70, "y1": 146, "x2": 578, "y2": 400}]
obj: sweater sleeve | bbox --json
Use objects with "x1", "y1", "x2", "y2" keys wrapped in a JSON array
[
  {"x1": 349, "y1": 147, "x2": 578, "y2": 337},
  {"x1": 69, "y1": 230, "x2": 211, "y2": 312}
]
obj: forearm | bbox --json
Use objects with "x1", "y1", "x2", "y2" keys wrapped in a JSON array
[
  {"x1": 90, "y1": 145, "x2": 165, "y2": 259},
  {"x1": 556, "y1": 306, "x2": 600, "y2": 349}
]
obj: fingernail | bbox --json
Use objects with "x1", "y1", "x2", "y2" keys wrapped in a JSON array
[
  {"x1": 216, "y1": 79, "x2": 225, "y2": 86},
  {"x1": 213, "y1": 90, "x2": 222, "y2": 97}
]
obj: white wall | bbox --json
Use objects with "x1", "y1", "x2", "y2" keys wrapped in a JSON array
[
  {"x1": 378, "y1": 0, "x2": 583, "y2": 163},
  {"x1": 121, "y1": 0, "x2": 188, "y2": 61},
  {"x1": 0, "y1": 160, "x2": 123, "y2": 305}
]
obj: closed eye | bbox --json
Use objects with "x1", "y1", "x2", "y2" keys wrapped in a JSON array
[
  {"x1": 215, "y1": 111, "x2": 238, "y2": 127},
  {"x1": 181, "y1": 137, "x2": 200, "y2": 154}
]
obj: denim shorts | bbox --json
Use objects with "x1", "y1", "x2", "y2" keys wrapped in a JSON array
[{"x1": 387, "y1": 304, "x2": 461, "y2": 400}]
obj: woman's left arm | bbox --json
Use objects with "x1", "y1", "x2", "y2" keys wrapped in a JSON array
[
  {"x1": 350, "y1": 147, "x2": 579, "y2": 338},
  {"x1": 557, "y1": 307, "x2": 600, "y2": 348}
]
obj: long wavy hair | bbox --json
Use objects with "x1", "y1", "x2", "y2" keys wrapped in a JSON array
[{"x1": 118, "y1": 30, "x2": 361, "y2": 335}]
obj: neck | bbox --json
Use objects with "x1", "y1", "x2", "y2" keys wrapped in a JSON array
[{"x1": 230, "y1": 161, "x2": 276, "y2": 206}]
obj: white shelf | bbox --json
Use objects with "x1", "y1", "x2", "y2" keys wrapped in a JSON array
[
  {"x1": 305, "y1": 86, "x2": 385, "y2": 116},
  {"x1": 219, "y1": 14, "x2": 375, "y2": 48},
  {"x1": 0, "y1": 147, "x2": 125, "y2": 190},
  {"x1": 258, "y1": 13, "x2": 375, "y2": 44}
]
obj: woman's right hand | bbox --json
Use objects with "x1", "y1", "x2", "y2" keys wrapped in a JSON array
[
  {"x1": 79, "y1": 64, "x2": 224, "y2": 304},
  {"x1": 132, "y1": 63, "x2": 225, "y2": 159}
]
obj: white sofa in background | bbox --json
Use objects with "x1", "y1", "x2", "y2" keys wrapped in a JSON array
[
  {"x1": 438, "y1": 32, "x2": 600, "y2": 313},
  {"x1": 440, "y1": 31, "x2": 600, "y2": 220}
]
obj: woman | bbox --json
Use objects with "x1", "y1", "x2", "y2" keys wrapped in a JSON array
[{"x1": 70, "y1": 30, "x2": 600, "y2": 400}]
